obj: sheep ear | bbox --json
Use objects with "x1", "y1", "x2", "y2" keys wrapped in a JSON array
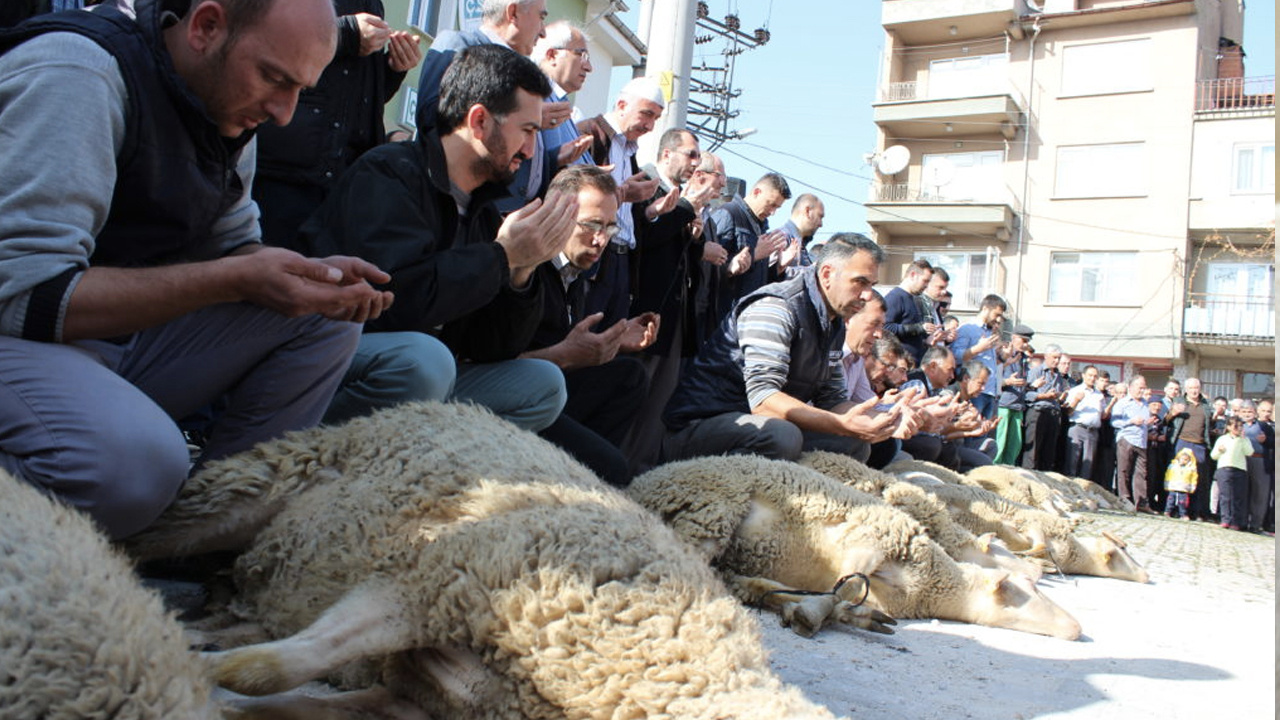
[
  {"x1": 975, "y1": 532, "x2": 996, "y2": 553},
  {"x1": 1100, "y1": 530, "x2": 1127, "y2": 549},
  {"x1": 986, "y1": 570, "x2": 1012, "y2": 599}
]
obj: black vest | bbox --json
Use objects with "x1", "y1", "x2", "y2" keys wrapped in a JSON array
[
  {"x1": 0, "y1": 0, "x2": 251, "y2": 270},
  {"x1": 664, "y1": 268, "x2": 843, "y2": 431}
]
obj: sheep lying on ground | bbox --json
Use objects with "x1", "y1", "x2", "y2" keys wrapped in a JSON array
[
  {"x1": 1041, "y1": 470, "x2": 1132, "y2": 511},
  {"x1": 181, "y1": 402, "x2": 837, "y2": 719},
  {"x1": 965, "y1": 465, "x2": 1081, "y2": 518},
  {"x1": 629, "y1": 456, "x2": 1082, "y2": 641},
  {"x1": 798, "y1": 451, "x2": 1041, "y2": 580},
  {"x1": 0, "y1": 469, "x2": 220, "y2": 720},
  {"x1": 892, "y1": 470, "x2": 1149, "y2": 584}
]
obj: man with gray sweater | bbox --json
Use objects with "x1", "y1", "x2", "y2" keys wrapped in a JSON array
[{"x1": 0, "y1": 0, "x2": 389, "y2": 539}]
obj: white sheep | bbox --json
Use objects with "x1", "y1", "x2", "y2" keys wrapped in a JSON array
[
  {"x1": 798, "y1": 451, "x2": 1042, "y2": 581},
  {"x1": 178, "y1": 401, "x2": 838, "y2": 719},
  {"x1": 1040, "y1": 469, "x2": 1132, "y2": 512},
  {"x1": 628, "y1": 456, "x2": 1083, "y2": 641},
  {"x1": 965, "y1": 465, "x2": 1080, "y2": 518},
  {"x1": 0, "y1": 469, "x2": 220, "y2": 720},
  {"x1": 891, "y1": 470, "x2": 1150, "y2": 584}
]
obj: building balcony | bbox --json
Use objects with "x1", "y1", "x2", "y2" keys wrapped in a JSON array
[
  {"x1": 1195, "y1": 76, "x2": 1275, "y2": 116},
  {"x1": 865, "y1": 183, "x2": 1017, "y2": 241},
  {"x1": 873, "y1": 88, "x2": 1023, "y2": 139},
  {"x1": 1182, "y1": 292, "x2": 1275, "y2": 346},
  {"x1": 882, "y1": 0, "x2": 1024, "y2": 45}
]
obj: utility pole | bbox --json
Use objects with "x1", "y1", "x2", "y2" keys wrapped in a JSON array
[{"x1": 636, "y1": 0, "x2": 698, "y2": 163}]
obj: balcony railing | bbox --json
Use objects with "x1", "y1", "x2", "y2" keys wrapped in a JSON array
[
  {"x1": 1183, "y1": 292, "x2": 1275, "y2": 343},
  {"x1": 871, "y1": 182, "x2": 1020, "y2": 209},
  {"x1": 1195, "y1": 76, "x2": 1275, "y2": 112},
  {"x1": 877, "y1": 77, "x2": 1027, "y2": 107}
]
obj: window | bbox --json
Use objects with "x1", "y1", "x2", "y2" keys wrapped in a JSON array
[
  {"x1": 1232, "y1": 143, "x2": 1275, "y2": 194},
  {"x1": 915, "y1": 250, "x2": 996, "y2": 310},
  {"x1": 407, "y1": 0, "x2": 441, "y2": 35},
  {"x1": 1054, "y1": 142, "x2": 1147, "y2": 198},
  {"x1": 921, "y1": 151, "x2": 1004, "y2": 201},
  {"x1": 1048, "y1": 252, "x2": 1139, "y2": 305},
  {"x1": 927, "y1": 53, "x2": 1009, "y2": 99},
  {"x1": 1061, "y1": 39, "x2": 1152, "y2": 96},
  {"x1": 1242, "y1": 373, "x2": 1275, "y2": 398}
]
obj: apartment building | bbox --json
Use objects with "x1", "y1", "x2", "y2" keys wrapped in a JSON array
[{"x1": 866, "y1": 0, "x2": 1273, "y2": 396}]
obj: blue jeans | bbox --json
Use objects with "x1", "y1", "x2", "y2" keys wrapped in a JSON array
[
  {"x1": 0, "y1": 303, "x2": 359, "y2": 539},
  {"x1": 327, "y1": 331, "x2": 566, "y2": 432},
  {"x1": 1164, "y1": 490, "x2": 1191, "y2": 518}
]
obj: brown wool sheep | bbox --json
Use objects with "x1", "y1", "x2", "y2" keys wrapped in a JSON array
[
  {"x1": 0, "y1": 470, "x2": 220, "y2": 720},
  {"x1": 628, "y1": 456, "x2": 1082, "y2": 641},
  {"x1": 798, "y1": 452, "x2": 1042, "y2": 580},
  {"x1": 174, "y1": 402, "x2": 838, "y2": 719}
]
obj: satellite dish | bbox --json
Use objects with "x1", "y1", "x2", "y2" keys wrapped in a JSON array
[
  {"x1": 876, "y1": 145, "x2": 910, "y2": 176},
  {"x1": 923, "y1": 157, "x2": 956, "y2": 188}
]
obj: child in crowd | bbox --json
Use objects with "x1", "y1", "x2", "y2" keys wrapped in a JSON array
[
  {"x1": 1163, "y1": 447, "x2": 1198, "y2": 519},
  {"x1": 1209, "y1": 416, "x2": 1249, "y2": 530}
]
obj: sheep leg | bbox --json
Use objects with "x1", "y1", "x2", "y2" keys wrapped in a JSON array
[
  {"x1": 213, "y1": 580, "x2": 414, "y2": 696},
  {"x1": 727, "y1": 575, "x2": 895, "y2": 637},
  {"x1": 222, "y1": 686, "x2": 431, "y2": 720}
]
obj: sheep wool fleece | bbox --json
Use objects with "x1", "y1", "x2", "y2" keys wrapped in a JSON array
[{"x1": 0, "y1": 470, "x2": 219, "y2": 720}]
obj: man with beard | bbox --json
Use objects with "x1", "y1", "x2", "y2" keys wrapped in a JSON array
[
  {"x1": 663, "y1": 233, "x2": 900, "y2": 463},
  {"x1": 296, "y1": 45, "x2": 577, "y2": 430}
]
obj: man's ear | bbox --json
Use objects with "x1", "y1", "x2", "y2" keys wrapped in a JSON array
[
  {"x1": 185, "y1": 0, "x2": 228, "y2": 55},
  {"x1": 465, "y1": 103, "x2": 490, "y2": 140},
  {"x1": 504, "y1": 1, "x2": 520, "y2": 26}
]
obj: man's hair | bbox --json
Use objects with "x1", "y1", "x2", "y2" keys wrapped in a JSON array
[
  {"x1": 872, "y1": 334, "x2": 906, "y2": 363},
  {"x1": 658, "y1": 128, "x2": 695, "y2": 155},
  {"x1": 482, "y1": 0, "x2": 538, "y2": 23},
  {"x1": 533, "y1": 20, "x2": 582, "y2": 60},
  {"x1": 437, "y1": 45, "x2": 551, "y2": 134},
  {"x1": 547, "y1": 164, "x2": 617, "y2": 197},
  {"x1": 1083, "y1": 364, "x2": 1097, "y2": 375},
  {"x1": 1166, "y1": 379, "x2": 1182, "y2": 389},
  {"x1": 979, "y1": 294, "x2": 1007, "y2": 311},
  {"x1": 1042, "y1": 343, "x2": 1063, "y2": 355},
  {"x1": 753, "y1": 172, "x2": 791, "y2": 199},
  {"x1": 1213, "y1": 395, "x2": 1228, "y2": 403},
  {"x1": 863, "y1": 288, "x2": 886, "y2": 309},
  {"x1": 961, "y1": 360, "x2": 989, "y2": 383},
  {"x1": 1239, "y1": 399, "x2": 1257, "y2": 411},
  {"x1": 696, "y1": 151, "x2": 721, "y2": 174},
  {"x1": 791, "y1": 193, "x2": 820, "y2": 214},
  {"x1": 1127, "y1": 373, "x2": 1145, "y2": 387},
  {"x1": 931, "y1": 266, "x2": 950, "y2": 283},
  {"x1": 905, "y1": 258, "x2": 933, "y2": 280},
  {"x1": 217, "y1": 0, "x2": 278, "y2": 46},
  {"x1": 816, "y1": 232, "x2": 885, "y2": 269},
  {"x1": 922, "y1": 345, "x2": 952, "y2": 367}
]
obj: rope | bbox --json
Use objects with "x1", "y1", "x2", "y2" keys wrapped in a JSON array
[{"x1": 756, "y1": 572, "x2": 871, "y2": 607}]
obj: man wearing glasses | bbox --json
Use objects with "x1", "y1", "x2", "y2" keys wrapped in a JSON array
[
  {"x1": 522, "y1": 165, "x2": 659, "y2": 487},
  {"x1": 663, "y1": 233, "x2": 902, "y2": 463}
]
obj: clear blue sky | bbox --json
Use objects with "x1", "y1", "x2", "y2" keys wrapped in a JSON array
[{"x1": 612, "y1": 1, "x2": 1276, "y2": 240}]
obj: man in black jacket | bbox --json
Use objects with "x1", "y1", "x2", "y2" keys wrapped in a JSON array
[
  {"x1": 254, "y1": 0, "x2": 421, "y2": 247},
  {"x1": 295, "y1": 45, "x2": 577, "y2": 430},
  {"x1": 522, "y1": 165, "x2": 658, "y2": 486}
]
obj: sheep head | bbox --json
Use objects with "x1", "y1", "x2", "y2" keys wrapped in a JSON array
[
  {"x1": 957, "y1": 567, "x2": 1082, "y2": 641},
  {"x1": 1073, "y1": 531, "x2": 1150, "y2": 584}
]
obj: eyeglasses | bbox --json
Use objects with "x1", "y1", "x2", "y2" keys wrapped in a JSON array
[
  {"x1": 679, "y1": 149, "x2": 701, "y2": 160},
  {"x1": 557, "y1": 47, "x2": 590, "y2": 61},
  {"x1": 577, "y1": 220, "x2": 621, "y2": 239}
]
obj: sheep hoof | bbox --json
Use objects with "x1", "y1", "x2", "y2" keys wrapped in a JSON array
[
  {"x1": 834, "y1": 601, "x2": 897, "y2": 635},
  {"x1": 780, "y1": 595, "x2": 836, "y2": 638},
  {"x1": 212, "y1": 647, "x2": 294, "y2": 696}
]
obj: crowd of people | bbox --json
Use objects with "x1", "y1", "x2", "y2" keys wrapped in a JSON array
[{"x1": 0, "y1": 0, "x2": 1272, "y2": 544}]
